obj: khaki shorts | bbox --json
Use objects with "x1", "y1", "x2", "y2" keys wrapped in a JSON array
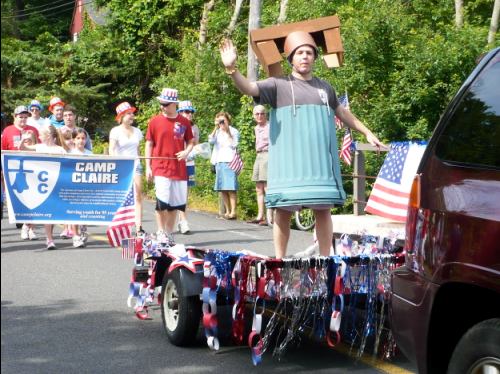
[{"x1": 252, "y1": 151, "x2": 268, "y2": 182}]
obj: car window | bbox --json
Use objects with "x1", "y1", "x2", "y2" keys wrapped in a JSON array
[{"x1": 435, "y1": 53, "x2": 500, "y2": 169}]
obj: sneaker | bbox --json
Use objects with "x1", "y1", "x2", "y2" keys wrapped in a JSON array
[
  {"x1": 80, "y1": 226, "x2": 88, "y2": 242},
  {"x1": 156, "y1": 230, "x2": 167, "y2": 243},
  {"x1": 21, "y1": 224, "x2": 29, "y2": 240},
  {"x1": 28, "y1": 228, "x2": 38, "y2": 240},
  {"x1": 46, "y1": 240, "x2": 56, "y2": 250},
  {"x1": 80, "y1": 231, "x2": 89, "y2": 243},
  {"x1": 66, "y1": 230, "x2": 74, "y2": 239},
  {"x1": 73, "y1": 235, "x2": 85, "y2": 248},
  {"x1": 178, "y1": 220, "x2": 190, "y2": 234},
  {"x1": 59, "y1": 229, "x2": 69, "y2": 239},
  {"x1": 166, "y1": 233, "x2": 176, "y2": 246}
]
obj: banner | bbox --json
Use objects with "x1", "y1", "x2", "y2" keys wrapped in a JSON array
[{"x1": 1, "y1": 151, "x2": 135, "y2": 225}]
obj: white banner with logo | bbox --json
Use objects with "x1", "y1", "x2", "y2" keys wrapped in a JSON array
[{"x1": 1, "y1": 151, "x2": 135, "y2": 225}]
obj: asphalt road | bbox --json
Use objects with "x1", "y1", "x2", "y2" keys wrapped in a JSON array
[{"x1": 1, "y1": 200, "x2": 416, "y2": 373}]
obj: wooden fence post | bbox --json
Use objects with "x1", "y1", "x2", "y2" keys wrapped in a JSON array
[{"x1": 353, "y1": 149, "x2": 366, "y2": 216}]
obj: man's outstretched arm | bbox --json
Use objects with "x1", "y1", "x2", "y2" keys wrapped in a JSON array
[{"x1": 219, "y1": 39, "x2": 260, "y2": 97}]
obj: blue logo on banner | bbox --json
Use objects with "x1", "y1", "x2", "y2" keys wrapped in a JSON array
[{"x1": 5, "y1": 158, "x2": 60, "y2": 210}]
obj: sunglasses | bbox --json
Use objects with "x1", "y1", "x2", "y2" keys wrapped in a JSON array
[{"x1": 160, "y1": 103, "x2": 173, "y2": 107}]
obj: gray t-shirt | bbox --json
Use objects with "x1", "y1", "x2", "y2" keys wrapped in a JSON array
[{"x1": 255, "y1": 75, "x2": 340, "y2": 110}]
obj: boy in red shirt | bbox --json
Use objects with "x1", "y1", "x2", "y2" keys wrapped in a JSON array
[{"x1": 145, "y1": 88, "x2": 194, "y2": 244}]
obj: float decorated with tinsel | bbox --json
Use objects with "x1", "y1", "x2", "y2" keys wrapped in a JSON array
[{"x1": 122, "y1": 233, "x2": 404, "y2": 365}]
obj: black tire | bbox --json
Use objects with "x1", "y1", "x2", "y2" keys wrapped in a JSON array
[
  {"x1": 295, "y1": 209, "x2": 316, "y2": 231},
  {"x1": 447, "y1": 318, "x2": 500, "y2": 374},
  {"x1": 160, "y1": 268, "x2": 201, "y2": 346}
]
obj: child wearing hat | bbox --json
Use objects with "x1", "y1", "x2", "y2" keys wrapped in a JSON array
[
  {"x1": 145, "y1": 88, "x2": 195, "y2": 244},
  {"x1": 47, "y1": 97, "x2": 65, "y2": 129},
  {"x1": 176, "y1": 100, "x2": 199, "y2": 234},
  {"x1": 27, "y1": 100, "x2": 49, "y2": 130}
]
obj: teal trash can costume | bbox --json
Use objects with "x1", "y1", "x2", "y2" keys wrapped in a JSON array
[{"x1": 256, "y1": 75, "x2": 347, "y2": 209}]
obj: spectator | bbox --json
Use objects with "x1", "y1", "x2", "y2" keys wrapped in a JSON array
[
  {"x1": 208, "y1": 111, "x2": 239, "y2": 220},
  {"x1": 145, "y1": 88, "x2": 194, "y2": 244},
  {"x1": 247, "y1": 105, "x2": 269, "y2": 226},
  {"x1": 1, "y1": 105, "x2": 40, "y2": 240},
  {"x1": 176, "y1": 100, "x2": 199, "y2": 234},
  {"x1": 109, "y1": 101, "x2": 145, "y2": 236},
  {"x1": 60, "y1": 104, "x2": 92, "y2": 151},
  {"x1": 27, "y1": 100, "x2": 48, "y2": 130},
  {"x1": 47, "y1": 97, "x2": 65, "y2": 129},
  {"x1": 220, "y1": 33, "x2": 384, "y2": 258},
  {"x1": 20, "y1": 124, "x2": 66, "y2": 250}
]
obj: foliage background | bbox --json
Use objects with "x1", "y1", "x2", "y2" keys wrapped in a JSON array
[{"x1": 1, "y1": 0, "x2": 498, "y2": 219}]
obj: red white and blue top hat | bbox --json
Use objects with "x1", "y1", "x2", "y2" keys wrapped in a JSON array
[
  {"x1": 115, "y1": 101, "x2": 137, "y2": 121},
  {"x1": 177, "y1": 100, "x2": 196, "y2": 113},
  {"x1": 157, "y1": 88, "x2": 179, "y2": 104}
]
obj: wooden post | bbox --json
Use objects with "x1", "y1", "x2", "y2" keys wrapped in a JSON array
[
  {"x1": 353, "y1": 149, "x2": 365, "y2": 216},
  {"x1": 352, "y1": 143, "x2": 389, "y2": 215}
]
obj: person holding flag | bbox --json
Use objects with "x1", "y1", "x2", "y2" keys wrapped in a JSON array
[{"x1": 220, "y1": 32, "x2": 385, "y2": 259}]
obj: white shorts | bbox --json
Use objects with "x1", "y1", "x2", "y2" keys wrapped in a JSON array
[{"x1": 154, "y1": 176, "x2": 187, "y2": 210}]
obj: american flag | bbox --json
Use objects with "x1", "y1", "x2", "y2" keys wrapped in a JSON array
[
  {"x1": 335, "y1": 94, "x2": 350, "y2": 129},
  {"x1": 121, "y1": 238, "x2": 135, "y2": 259},
  {"x1": 340, "y1": 128, "x2": 353, "y2": 165},
  {"x1": 107, "y1": 187, "x2": 135, "y2": 247},
  {"x1": 335, "y1": 93, "x2": 352, "y2": 165},
  {"x1": 365, "y1": 141, "x2": 427, "y2": 222},
  {"x1": 228, "y1": 152, "x2": 243, "y2": 175}
]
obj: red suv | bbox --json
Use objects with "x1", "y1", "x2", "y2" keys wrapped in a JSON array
[{"x1": 390, "y1": 48, "x2": 500, "y2": 374}]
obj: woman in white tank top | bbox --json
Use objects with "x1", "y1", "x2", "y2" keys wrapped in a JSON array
[{"x1": 109, "y1": 102, "x2": 144, "y2": 235}]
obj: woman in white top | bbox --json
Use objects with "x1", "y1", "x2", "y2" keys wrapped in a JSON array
[
  {"x1": 20, "y1": 124, "x2": 66, "y2": 250},
  {"x1": 109, "y1": 102, "x2": 144, "y2": 235},
  {"x1": 208, "y1": 111, "x2": 240, "y2": 219}
]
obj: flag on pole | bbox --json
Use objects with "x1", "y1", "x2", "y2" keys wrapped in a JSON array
[
  {"x1": 107, "y1": 187, "x2": 135, "y2": 247},
  {"x1": 120, "y1": 238, "x2": 135, "y2": 259},
  {"x1": 340, "y1": 128, "x2": 353, "y2": 165},
  {"x1": 335, "y1": 93, "x2": 350, "y2": 129},
  {"x1": 335, "y1": 93, "x2": 353, "y2": 164},
  {"x1": 365, "y1": 141, "x2": 427, "y2": 222},
  {"x1": 339, "y1": 93, "x2": 350, "y2": 111}
]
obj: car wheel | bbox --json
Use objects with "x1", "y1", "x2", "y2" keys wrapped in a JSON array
[
  {"x1": 161, "y1": 268, "x2": 201, "y2": 346},
  {"x1": 447, "y1": 318, "x2": 500, "y2": 374}
]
